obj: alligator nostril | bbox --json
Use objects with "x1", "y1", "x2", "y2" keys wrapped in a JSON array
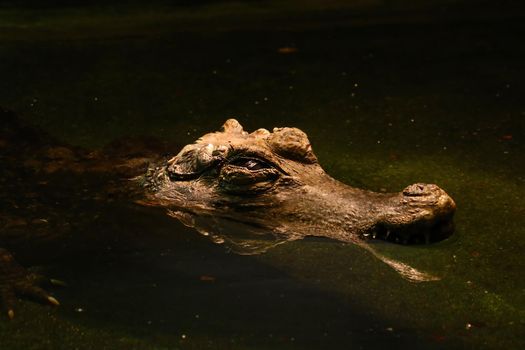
[{"x1": 403, "y1": 183, "x2": 432, "y2": 197}]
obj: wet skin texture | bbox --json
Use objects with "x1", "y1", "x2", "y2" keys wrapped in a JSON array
[
  {"x1": 141, "y1": 119, "x2": 456, "y2": 282},
  {"x1": 142, "y1": 119, "x2": 456, "y2": 247},
  {"x1": 0, "y1": 109, "x2": 456, "y2": 318}
]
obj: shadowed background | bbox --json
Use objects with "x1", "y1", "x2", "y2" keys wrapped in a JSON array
[{"x1": 0, "y1": 1, "x2": 524, "y2": 349}]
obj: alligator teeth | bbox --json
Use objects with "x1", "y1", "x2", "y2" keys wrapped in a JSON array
[{"x1": 385, "y1": 229, "x2": 391, "y2": 239}]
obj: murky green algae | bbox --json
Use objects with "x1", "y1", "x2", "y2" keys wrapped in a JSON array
[
  {"x1": 259, "y1": 156, "x2": 525, "y2": 349},
  {"x1": 0, "y1": 1, "x2": 524, "y2": 349}
]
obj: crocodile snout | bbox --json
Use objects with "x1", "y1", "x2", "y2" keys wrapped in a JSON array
[{"x1": 366, "y1": 183, "x2": 456, "y2": 245}]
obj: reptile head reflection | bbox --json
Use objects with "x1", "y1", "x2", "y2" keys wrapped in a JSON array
[{"x1": 140, "y1": 119, "x2": 456, "y2": 281}]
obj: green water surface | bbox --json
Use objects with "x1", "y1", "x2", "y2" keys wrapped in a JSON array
[{"x1": 0, "y1": 1, "x2": 524, "y2": 349}]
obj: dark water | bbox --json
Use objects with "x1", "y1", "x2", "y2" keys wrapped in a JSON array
[{"x1": 0, "y1": 1, "x2": 524, "y2": 349}]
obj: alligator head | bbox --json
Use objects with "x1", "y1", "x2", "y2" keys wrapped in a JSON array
[{"x1": 140, "y1": 119, "x2": 456, "y2": 281}]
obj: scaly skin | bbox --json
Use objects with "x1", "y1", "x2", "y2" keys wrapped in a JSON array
[
  {"x1": 0, "y1": 111, "x2": 456, "y2": 318},
  {"x1": 142, "y1": 119, "x2": 456, "y2": 245},
  {"x1": 141, "y1": 119, "x2": 456, "y2": 280}
]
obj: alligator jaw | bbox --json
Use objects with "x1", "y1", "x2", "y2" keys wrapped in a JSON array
[
  {"x1": 362, "y1": 183, "x2": 456, "y2": 245},
  {"x1": 363, "y1": 213, "x2": 455, "y2": 245}
]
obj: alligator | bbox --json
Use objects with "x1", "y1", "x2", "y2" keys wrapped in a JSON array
[{"x1": 0, "y1": 109, "x2": 456, "y2": 319}]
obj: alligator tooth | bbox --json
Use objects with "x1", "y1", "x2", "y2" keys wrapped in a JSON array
[
  {"x1": 372, "y1": 231, "x2": 377, "y2": 239},
  {"x1": 385, "y1": 229, "x2": 391, "y2": 239}
]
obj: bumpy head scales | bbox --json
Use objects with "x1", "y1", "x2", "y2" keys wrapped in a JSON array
[
  {"x1": 166, "y1": 119, "x2": 317, "y2": 180},
  {"x1": 141, "y1": 118, "x2": 456, "y2": 283}
]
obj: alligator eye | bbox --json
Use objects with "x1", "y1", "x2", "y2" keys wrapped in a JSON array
[
  {"x1": 229, "y1": 157, "x2": 271, "y2": 171},
  {"x1": 219, "y1": 156, "x2": 280, "y2": 194}
]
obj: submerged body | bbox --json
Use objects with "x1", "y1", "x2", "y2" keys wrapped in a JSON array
[
  {"x1": 0, "y1": 109, "x2": 455, "y2": 318},
  {"x1": 0, "y1": 108, "x2": 167, "y2": 317}
]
